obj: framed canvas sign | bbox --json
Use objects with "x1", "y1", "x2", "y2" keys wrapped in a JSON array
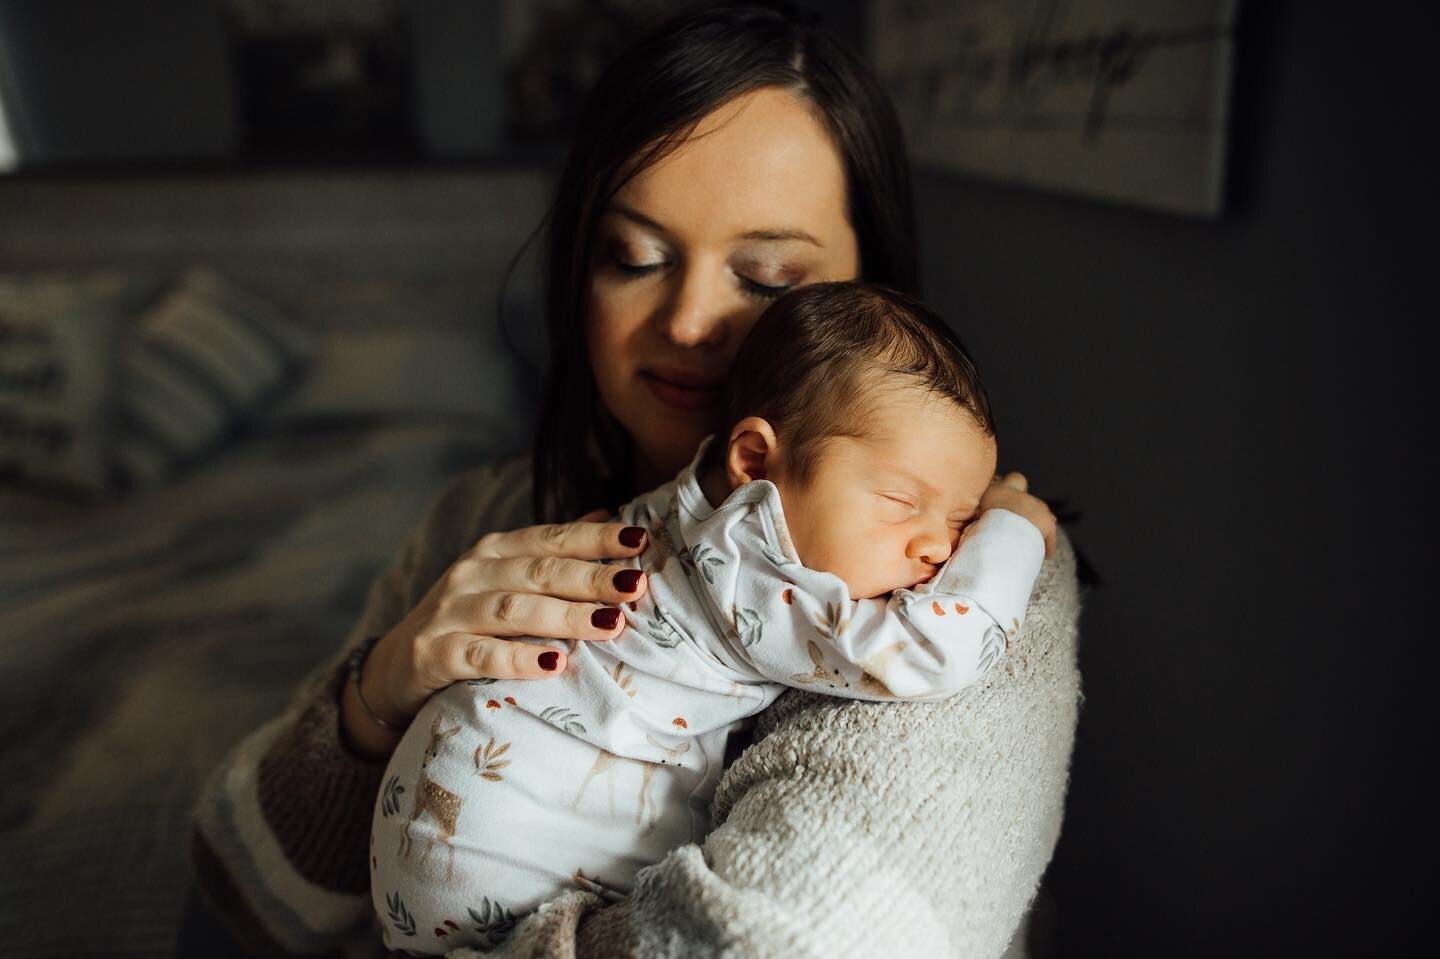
[{"x1": 870, "y1": 0, "x2": 1238, "y2": 217}]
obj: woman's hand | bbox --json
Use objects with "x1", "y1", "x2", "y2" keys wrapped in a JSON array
[
  {"x1": 342, "y1": 511, "x2": 650, "y2": 758},
  {"x1": 978, "y1": 472, "x2": 1057, "y2": 557}
]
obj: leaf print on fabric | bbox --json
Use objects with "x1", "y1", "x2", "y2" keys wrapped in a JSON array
[
  {"x1": 760, "y1": 543, "x2": 796, "y2": 568},
  {"x1": 385, "y1": 892, "x2": 417, "y2": 937},
  {"x1": 646, "y1": 612, "x2": 682, "y2": 648},
  {"x1": 790, "y1": 640, "x2": 850, "y2": 689},
  {"x1": 473, "y1": 737, "x2": 511, "y2": 781},
  {"x1": 813, "y1": 601, "x2": 850, "y2": 642},
  {"x1": 539, "y1": 705, "x2": 588, "y2": 736},
  {"x1": 678, "y1": 542, "x2": 727, "y2": 584},
  {"x1": 574, "y1": 868, "x2": 628, "y2": 903},
  {"x1": 380, "y1": 775, "x2": 406, "y2": 817},
  {"x1": 734, "y1": 605, "x2": 764, "y2": 648},
  {"x1": 979, "y1": 624, "x2": 1007, "y2": 674},
  {"x1": 610, "y1": 662, "x2": 637, "y2": 698},
  {"x1": 468, "y1": 898, "x2": 518, "y2": 949}
]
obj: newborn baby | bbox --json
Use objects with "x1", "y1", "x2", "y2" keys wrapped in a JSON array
[{"x1": 370, "y1": 282, "x2": 1047, "y2": 954}]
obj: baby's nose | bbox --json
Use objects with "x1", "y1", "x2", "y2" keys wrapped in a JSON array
[{"x1": 913, "y1": 534, "x2": 954, "y2": 566}]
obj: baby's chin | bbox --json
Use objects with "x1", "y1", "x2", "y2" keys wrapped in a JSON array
[
  {"x1": 843, "y1": 577, "x2": 918, "y2": 602},
  {"x1": 844, "y1": 569, "x2": 937, "y2": 601}
]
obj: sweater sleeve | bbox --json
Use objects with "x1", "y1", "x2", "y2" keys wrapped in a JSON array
[
  {"x1": 493, "y1": 526, "x2": 1081, "y2": 959},
  {"x1": 189, "y1": 459, "x2": 529, "y2": 957},
  {"x1": 730, "y1": 507, "x2": 1046, "y2": 701}
]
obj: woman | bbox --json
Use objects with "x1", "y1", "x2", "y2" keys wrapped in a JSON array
[{"x1": 191, "y1": 5, "x2": 1080, "y2": 956}]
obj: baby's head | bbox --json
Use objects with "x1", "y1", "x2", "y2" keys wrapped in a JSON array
[{"x1": 712, "y1": 282, "x2": 998, "y2": 600}]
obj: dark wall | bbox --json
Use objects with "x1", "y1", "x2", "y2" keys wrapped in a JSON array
[{"x1": 914, "y1": 4, "x2": 1426, "y2": 954}]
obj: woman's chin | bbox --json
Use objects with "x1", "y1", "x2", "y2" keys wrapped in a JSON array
[{"x1": 634, "y1": 427, "x2": 711, "y2": 484}]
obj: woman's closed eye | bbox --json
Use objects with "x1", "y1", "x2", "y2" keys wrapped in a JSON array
[
  {"x1": 740, "y1": 276, "x2": 792, "y2": 300},
  {"x1": 615, "y1": 258, "x2": 666, "y2": 277},
  {"x1": 612, "y1": 254, "x2": 791, "y2": 300}
]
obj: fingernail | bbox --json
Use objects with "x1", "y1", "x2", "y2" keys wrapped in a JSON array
[
  {"x1": 539, "y1": 651, "x2": 559, "y2": 671},
  {"x1": 591, "y1": 607, "x2": 622, "y2": 630},
  {"x1": 613, "y1": 569, "x2": 643, "y2": 593},
  {"x1": 619, "y1": 526, "x2": 646, "y2": 548}
]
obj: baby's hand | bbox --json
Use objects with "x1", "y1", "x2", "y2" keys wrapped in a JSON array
[{"x1": 977, "y1": 472, "x2": 1057, "y2": 557}]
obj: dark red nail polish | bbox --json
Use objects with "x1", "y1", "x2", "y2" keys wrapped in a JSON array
[
  {"x1": 619, "y1": 526, "x2": 646, "y2": 548},
  {"x1": 613, "y1": 569, "x2": 643, "y2": 593},
  {"x1": 539, "y1": 651, "x2": 559, "y2": 671},
  {"x1": 591, "y1": 607, "x2": 622, "y2": 630}
]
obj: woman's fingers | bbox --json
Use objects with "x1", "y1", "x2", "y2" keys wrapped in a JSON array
[
  {"x1": 445, "y1": 590, "x2": 629, "y2": 642},
  {"x1": 436, "y1": 633, "x2": 569, "y2": 680},
  {"x1": 469, "y1": 518, "x2": 648, "y2": 562},
  {"x1": 446, "y1": 555, "x2": 646, "y2": 605}
]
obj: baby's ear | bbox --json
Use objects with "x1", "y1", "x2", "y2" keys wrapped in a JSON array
[{"x1": 726, "y1": 416, "x2": 779, "y2": 485}]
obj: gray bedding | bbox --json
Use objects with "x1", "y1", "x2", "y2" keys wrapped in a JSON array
[
  {"x1": 0, "y1": 168, "x2": 551, "y2": 956},
  {"x1": 0, "y1": 412, "x2": 531, "y2": 955}
]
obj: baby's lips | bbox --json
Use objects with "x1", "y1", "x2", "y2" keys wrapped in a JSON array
[{"x1": 910, "y1": 569, "x2": 938, "y2": 589}]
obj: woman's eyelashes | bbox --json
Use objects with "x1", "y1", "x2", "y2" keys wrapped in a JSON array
[
  {"x1": 740, "y1": 276, "x2": 792, "y2": 299},
  {"x1": 615, "y1": 258, "x2": 664, "y2": 277},
  {"x1": 605, "y1": 245, "x2": 795, "y2": 299}
]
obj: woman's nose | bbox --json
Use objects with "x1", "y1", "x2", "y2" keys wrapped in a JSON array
[{"x1": 652, "y1": 263, "x2": 734, "y2": 349}]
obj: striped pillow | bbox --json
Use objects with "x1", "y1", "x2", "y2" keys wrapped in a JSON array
[
  {"x1": 115, "y1": 268, "x2": 311, "y2": 486},
  {"x1": 0, "y1": 271, "x2": 140, "y2": 493}
]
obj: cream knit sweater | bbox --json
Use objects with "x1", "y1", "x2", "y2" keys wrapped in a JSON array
[{"x1": 191, "y1": 454, "x2": 1081, "y2": 958}]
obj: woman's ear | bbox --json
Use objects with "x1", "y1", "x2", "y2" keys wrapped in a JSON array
[{"x1": 726, "y1": 417, "x2": 781, "y2": 487}]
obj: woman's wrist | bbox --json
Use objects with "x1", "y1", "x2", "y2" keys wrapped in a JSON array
[
  {"x1": 340, "y1": 674, "x2": 406, "y2": 760},
  {"x1": 339, "y1": 637, "x2": 411, "y2": 760}
]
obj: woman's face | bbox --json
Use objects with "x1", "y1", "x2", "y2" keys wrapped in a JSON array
[{"x1": 587, "y1": 86, "x2": 862, "y2": 486}]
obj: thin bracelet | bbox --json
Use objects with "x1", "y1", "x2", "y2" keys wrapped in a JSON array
[{"x1": 347, "y1": 636, "x2": 403, "y2": 731}]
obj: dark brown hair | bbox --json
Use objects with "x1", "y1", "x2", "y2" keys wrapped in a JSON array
[
  {"x1": 721, "y1": 281, "x2": 995, "y2": 483},
  {"x1": 531, "y1": 1, "x2": 918, "y2": 521}
]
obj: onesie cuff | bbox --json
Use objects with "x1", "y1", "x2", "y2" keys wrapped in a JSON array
[{"x1": 931, "y1": 508, "x2": 1046, "y2": 633}]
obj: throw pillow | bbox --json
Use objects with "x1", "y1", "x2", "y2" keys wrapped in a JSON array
[{"x1": 114, "y1": 267, "x2": 313, "y2": 487}]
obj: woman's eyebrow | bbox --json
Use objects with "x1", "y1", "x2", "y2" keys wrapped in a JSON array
[
  {"x1": 607, "y1": 203, "x2": 822, "y2": 247},
  {"x1": 609, "y1": 203, "x2": 669, "y2": 235},
  {"x1": 734, "y1": 227, "x2": 823, "y2": 247}
]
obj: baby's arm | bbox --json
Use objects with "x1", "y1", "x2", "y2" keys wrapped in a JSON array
[{"x1": 731, "y1": 508, "x2": 1045, "y2": 700}]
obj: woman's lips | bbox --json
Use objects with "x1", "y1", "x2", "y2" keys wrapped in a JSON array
[{"x1": 641, "y1": 371, "x2": 722, "y2": 412}]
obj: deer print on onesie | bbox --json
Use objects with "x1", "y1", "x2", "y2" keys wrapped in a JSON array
[{"x1": 370, "y1": 437, "x2": 1045, "y2": 955}]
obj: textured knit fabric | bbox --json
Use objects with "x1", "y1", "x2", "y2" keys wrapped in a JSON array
[
  {"x1": 191, "y1": 452, "x2": 1081, "y2": 958},
  {"x1": 371, "y1": 440, "x2": 1045, "y2": 954}
]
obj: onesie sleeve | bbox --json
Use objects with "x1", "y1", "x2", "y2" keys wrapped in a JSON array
[{"x1": 728, "y1": 507, "x2": 1046, "y2": 700}]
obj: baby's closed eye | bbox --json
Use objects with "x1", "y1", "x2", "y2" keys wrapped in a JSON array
[{"x1": 877, "y1": 491, "x2": 919, "y2": 520}]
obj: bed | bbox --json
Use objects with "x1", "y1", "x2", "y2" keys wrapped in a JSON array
[{"x1": 0, "y1": 168, "x2": 552, "y2": 956}]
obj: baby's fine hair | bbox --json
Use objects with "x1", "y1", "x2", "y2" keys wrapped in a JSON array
[{"x1": 723, "y1": 281, "x2": 995, "y2": 484}]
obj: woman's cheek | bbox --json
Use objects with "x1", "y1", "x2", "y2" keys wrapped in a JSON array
[{"x1": 589, "y1": 281, "x2": 651, "y2": 351}]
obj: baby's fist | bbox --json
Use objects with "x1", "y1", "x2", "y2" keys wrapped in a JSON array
[{"x1": 980, "y1": 472, "x2": 1056, "y2": 557}]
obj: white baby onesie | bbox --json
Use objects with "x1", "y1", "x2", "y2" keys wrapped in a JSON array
[{"x1": 371, "y1": 440, "x2": 1045, "y2": 955}]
